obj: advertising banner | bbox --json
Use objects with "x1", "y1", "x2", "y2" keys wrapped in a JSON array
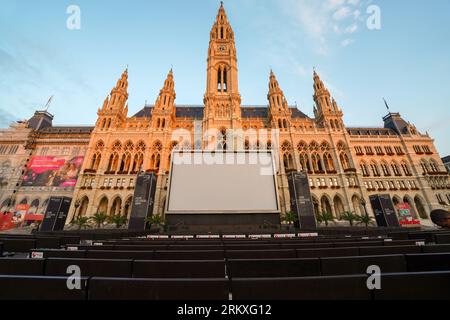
[
  {"x1": 22, "y1": 156, "x2": 84, "y2": 187},
  {"x1": 397, "y1": 203, "x2": 421, "y2": 226}
]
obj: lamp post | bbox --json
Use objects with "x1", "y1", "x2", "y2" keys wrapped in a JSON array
[
  {"x1": 361, "y1": 198, "x2": 369, "y2": 218},
  {"x1": 71, "y1": 200, "x2": 81, "y2": 223}
]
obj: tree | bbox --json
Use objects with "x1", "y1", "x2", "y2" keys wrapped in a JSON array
[
  {"x1": 71, "y1": 216, "x2": 91, "y2": 230},
  {"x1": 108, "y1": 215, "x2": 128, "y2": 229},
  {"x1": 356, "y1": 214, "x2": 375, "y2": 228},
  {"x1": 145, "y1": 215, "x2": 165, "y2": 230},
  {"x1": 282, "y1": 211, "x2": 298, "y2": 226},
  {"x1": 91, "y1": 212, "x2": 108, "y2": 229},
  {"x1": 316, "y1": 211, "x2": 334, "y2": 227},
  {"x1": 340, "y1": 211, "x2": 358, "y2": 227}
]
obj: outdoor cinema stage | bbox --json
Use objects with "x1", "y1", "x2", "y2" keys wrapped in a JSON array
[{"x1": 164, "y1": 151, "x2": 281, "y2": 227}]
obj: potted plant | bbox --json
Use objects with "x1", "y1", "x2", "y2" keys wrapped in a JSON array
[
  {"x1": 356, "y1": 214, "x2": 375, "y2": 228},
  {"x1": 71, "y1": 216, "x2": 91, "y2": 230},
  {"x1": 340, "y1": 211, "x2": 358, "y2": 227},
  {"x1": 91, "y1": 212, "x2": 108, "y2": 229},
  {"x1": 108, "y1": 215, "x2": 128, "y2": 229},
  {"x1": 316, "y1": 211, "x2": 335, "y2": 227},
  {"x1": 282, "y1": 211, "x2": 298, "y2": 230},
  {"x1": 145, "y1": 215, "x2": 165, "y2": 233}
]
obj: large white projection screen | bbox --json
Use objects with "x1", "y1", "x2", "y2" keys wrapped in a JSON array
[{"x1": 166, "y1": 151, "x2": 280, "y2": 214}]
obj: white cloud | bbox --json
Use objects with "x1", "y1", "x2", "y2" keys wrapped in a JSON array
[
  {"x1": 345, "y1": 23, "x2": 358, "y2": 34},
  {"x1": 341, "y1": 38, "x2": 355, "y2": 47},
  {"x1": 333, "y1": 7, "x2": 352, "y2": 20},
  {"x1": 281, "y1": 0, "x2": 367, "y2": 55}
]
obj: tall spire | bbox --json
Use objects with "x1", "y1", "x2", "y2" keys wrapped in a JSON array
[
  {"x1": 312, "y1": 70, "x2": 343, "y2": 129},
  {"x1": 155, "y1": 69, "x2": 176, "y2": 111},
  {"x1": 103, "y1": 68, "x2": 129, "y2": 112},
  {"x1": 203, "y1": 2, "x2": 241, "y2": 129},
  {"x1": 210, "y1": 2, "x2": 234, "y2": 43},
  {"x1": 96, "y1": 68, "x2": 129, "y2": 130},
  {"x1": 268, "y1": 70, "x2": 290, "y2": 130}
]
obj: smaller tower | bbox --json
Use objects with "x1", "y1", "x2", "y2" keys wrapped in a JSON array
[
  {"x1": 152, "y1": 69, "x2": 176, "y2": 131},
  {"x1": 96, "y1": 68, "x2": 129, "y2": 130},
  {"x1": 313, "y1": 70, "x2": 344, "y2": 130},
  {"x1": 267, "y1": 70, "x2": 291, "y2": 130}
]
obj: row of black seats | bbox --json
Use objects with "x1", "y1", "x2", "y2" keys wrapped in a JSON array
[
  {"x1": 1, "y1": 271, "x2": 449, "y2": 300},
  {"x1": 70, "y1": 240, "x2": 421, "y2": 251},
  {"x1": 2, "y1": 253, "x2": 450, "y2": 278},
  {"x1": 0, "y1": 236, "x2": 80, "y2": 253},
  {"x1": 389, "y1": 230, "x2": 450, "y2": 244},
  {"x1": 31, "y1": 244, "x2": 450, "y2": 260}
]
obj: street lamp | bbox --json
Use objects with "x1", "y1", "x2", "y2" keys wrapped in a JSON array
[
  {"x1": 71, "y1": 200, "x2": 81, "y2": 223},
  {"x1": 361, "y1": 198, "x2": 369, "y2": 218}
]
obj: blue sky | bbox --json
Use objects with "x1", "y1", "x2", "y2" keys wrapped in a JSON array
[{"x1": 0, "y1": 0, "x2": 449, "y2": 155}]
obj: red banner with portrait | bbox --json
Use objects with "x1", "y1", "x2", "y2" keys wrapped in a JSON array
[{"x1": 22, "y1": 156, "x2": 84, "y2": 187}]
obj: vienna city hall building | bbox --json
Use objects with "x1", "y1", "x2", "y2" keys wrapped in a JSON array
[{"x1": 1, "y1": 4, "x2": 449, "y2": 227}]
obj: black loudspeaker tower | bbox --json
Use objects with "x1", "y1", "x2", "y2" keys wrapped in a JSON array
[
  {"x1": 369, "y1": 194, "x2": 400, "y2": 227},
  {"x1": 40, "y1": 197, "x2": 62, "y2": 232},
  {"x1": 287, "y1": 171, "x2": 317, "y2": 229},
  {"x1": 53, "y1": 197, "x2": 72, "y2": 231},
  {"x1": 128, "y1": 172, "x2": 158, "y2": 231}
]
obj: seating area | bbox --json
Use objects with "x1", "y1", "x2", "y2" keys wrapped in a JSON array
[{"x1": 1, "y1": 228, "x2": 450, "y2": 300}]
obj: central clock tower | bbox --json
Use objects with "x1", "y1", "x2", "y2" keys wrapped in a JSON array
[{"x1": 204, "y1": 2, "x2": 242, "y2": 133}]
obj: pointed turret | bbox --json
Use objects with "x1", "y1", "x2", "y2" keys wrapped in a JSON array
[
  {"x1": 155, "y1": 68, "x2": 176, "y2": 111},
  {"x1": 312, "y1": 70, "x2": 344, "y2": 130},
  {"x1": 96, "y1": 68, "x2": 129, "y2": 130},
  {"x1": 152, "y1": 69, "x2": 177, "y2": 130},
  {"x1": 267, "y1": 70, "x2": 291, "y2": 131}
]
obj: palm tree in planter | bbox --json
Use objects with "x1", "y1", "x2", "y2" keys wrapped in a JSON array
[
  {"x1": 71, "y1": 216, "x2": 91, "y2": 230},
  {"x1": 108, "y1": 215, "x2": 128, "y2": 229},
  {"x1": 316, "y1": 211, "x2": 335, "y2": 227},
  {"x1": 91, "y1": 212, "x2": 108, "y2": 229},
  {"x1": 340, "y1": 211, "x2": 358, "y2": 227},
  {"x1": 145, "y1": 215, "x2": 165, "y2": 232},
  {"x1": 282, "y1": 211, "x2": 298, "y2": 230},
  {"x1": 356, "y1": 214, "x2": 375, "y2": 228}
]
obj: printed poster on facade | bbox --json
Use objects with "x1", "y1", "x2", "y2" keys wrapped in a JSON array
[{"x1": 22, "y1": 156, "x2": 84, "y2": 187}]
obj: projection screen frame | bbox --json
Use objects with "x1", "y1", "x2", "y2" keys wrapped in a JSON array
[{"x1": 165, "y1": 150, "x2": 281, "y2": 215}]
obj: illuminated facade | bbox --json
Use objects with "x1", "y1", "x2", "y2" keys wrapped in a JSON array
[{"x1": 1, "y1": 4, "x2": 448, "y2": 227}]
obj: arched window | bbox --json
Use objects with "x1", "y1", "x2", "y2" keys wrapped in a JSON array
[
  {"x1": 391, "y1": 162, "x2": 401, "y2": 176},
  {"x1": 223, "y1": 68, "x2": 228, "y2": 92},
  {"x1": 420, "y1": 160, "x2": 429, "y2": 174},
  {"x1": 217, "y1": 128, "x2": 227, "y2": 150},
  {"x1": 132, "y1": 153, "x2": 144, "y2": 173},
  {"x1": 119, "y1": 153, "x2": 132, "y2": 173},
  {"x1": 340, "y1": 153, "x2": 351, "y2": 170},
  {"x1": 107, "y1": 153, "x2": 120, "y2": 173},
  {"x1": 90, "y1": 153, "x2": 102, "y2": 171},
  {"x1": 381, "y1": 162, "x2": 390, "y2": 176},
  {"x1": 360, "y1": 161, "x2": 370, "y2": 176},
  {"x1": 429, "y1": 160, "x2": 439, "y2": 173},
  {"x1": 311, "y1": 154, "x2": 322, "y2": 173},
  {"x1": 323, "y1": 153, "x2": 334, "y2": 172},
  {"x1": 110, "y1": 197, "x2": 122, "y2": 216},
  {"x1": 217, "y1": 66, "x2": 222, "y2": 92},
  {"x1": 299, "y1": 153, "x2": 309, "y2": 171},
  {"x1": 401, "y1": 161, "x2": 411, "y2": 175},
  {"x1": 370, "y1": 161, "x2": 380, "y2": 176}
]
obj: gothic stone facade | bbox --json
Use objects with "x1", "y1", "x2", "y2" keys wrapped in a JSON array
[
  {"x1": 0, "y1": 111, "x2": 92, "y2": 216},
  {"x1": 65, "y1": 4, "x2": 449, "y2": 226},
  {"x1": 1, "y1": 4, "x2": 446, "y2": 225}
]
